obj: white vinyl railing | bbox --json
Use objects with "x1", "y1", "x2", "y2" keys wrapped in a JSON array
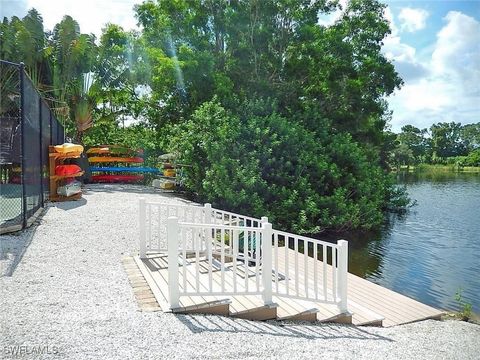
[
  {"x1": 167, "y1": 220, "x2": 268, "y2": 309},
  {"x1": 139, "y1": 199, "x2": 206, "y2": 256},
  {"x1": 139, "y1": 199, "x2": 348, "y2": 312},
  {"x1": 270, "y1": 230, "x2": 348, "y2": 310}
]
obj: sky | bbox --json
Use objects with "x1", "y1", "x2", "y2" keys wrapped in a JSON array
[{"x1": 1, "y1": 0, "x2": 479, "y2": 132}]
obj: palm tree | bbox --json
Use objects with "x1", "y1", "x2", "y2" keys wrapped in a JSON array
[
  {"x1": 71, "y1": 72, "x2": 95, "y2": 143},
  {"x1": 50, "y1": 15, "x2": 97, "y2": 142}
]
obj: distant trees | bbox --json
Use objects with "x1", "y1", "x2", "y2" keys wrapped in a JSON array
[
  {"x1": 392, "y1": 122, "x2": 480, "y2": 167},
  {"x1": 460, "y1": 123, "x2": 480, "y2": 151}
]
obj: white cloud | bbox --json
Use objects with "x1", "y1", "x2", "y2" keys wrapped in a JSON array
[
  {"x1": 398, "y1": 7, "x2": 429, "y2": 33},
  {"x1": 383, "y1": 7, "x2": 414, "y2": 62},
  {"x1": 384, "y1": 35, "x2": 416, "y2": 62},
  {"x1": 388, "y1": 11, "x2": 480, "y2": 131},
  {"x1": 383, "y1": 6, "x2": 398, "y2": 36},
  {"x1": 382, "y1": 7, "x2": 429, "y2": 84},
  {"x1": 431, "y1": 11, "x2": 480, "y2": 86}
]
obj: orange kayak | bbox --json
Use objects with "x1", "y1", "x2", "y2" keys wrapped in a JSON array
[{"x1": 88, "y1": 156, "x2": 144, "y2": 163}]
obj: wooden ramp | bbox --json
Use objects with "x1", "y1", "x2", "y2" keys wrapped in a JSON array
[{"x1": 129, "y1": 247, "x2": 443, "y2": 327}]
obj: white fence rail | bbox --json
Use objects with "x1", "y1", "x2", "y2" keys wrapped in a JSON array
[
  {"x1": 139, "y1": 199, "x2": 348, "y2": 312},
  {"x1": 139, "y1": 199, "x2": 206, "y2": 256},
  {"x1": 270, "y1": 230, "x2": 348, "y2": 311}
]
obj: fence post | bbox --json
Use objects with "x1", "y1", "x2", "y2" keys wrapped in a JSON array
[
  {"x1": 139, "y1": 198, "x2": 147, "y2": 259},
  {"x1": 261, "y1": 218, "x2": 273, "y2": 305},
  {"x1": 204, "y1": 203, "x2": 212, "y2": 223},
  {"x1": 337, "y1": 240, "x2": 349, "y2": 313},
  {"x1": 38, "y1": 98, "x2": 44, "y2": 207},
  {"x1": 49, "y1": 111, "x2": 53, "y2": 144},
  {"x1": 204, "y1": 203, "x2": 212, "y2": 253},
  {"x1": 167, "y1": 216, "x2": 180, "y2": 309},
  {"x1": 19, "y1": 62, "x2": 27, "y2": 229}
]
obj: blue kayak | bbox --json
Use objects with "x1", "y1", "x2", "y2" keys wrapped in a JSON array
[{"x1": 90, "y1": 166, "x2": 160, "y2": 173}]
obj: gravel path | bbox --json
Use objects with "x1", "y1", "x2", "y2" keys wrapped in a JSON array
[{"x1": 1, "y1": 184, "x2": 479, "y2": 360}]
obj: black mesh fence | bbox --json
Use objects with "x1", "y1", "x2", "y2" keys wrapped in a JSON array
[
  {"x1": 0, "y1": 60, "x2": 65, "y2": 233},
  {"x1": 41, "y1": 100, "x2": 51, "y2": 201}
]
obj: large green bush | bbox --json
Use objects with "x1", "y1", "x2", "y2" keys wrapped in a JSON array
[{"x1": 173, "y1": 100, "x2": 391, "y2": 233}]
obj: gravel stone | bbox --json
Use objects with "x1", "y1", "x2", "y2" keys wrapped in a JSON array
[{"x1": 1, "y1": 184, "x2": 479, "y2": 359}]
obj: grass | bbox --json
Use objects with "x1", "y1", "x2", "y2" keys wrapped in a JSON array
[
  {"x1": 454, "y1": 288, "x2": 473, "y2": 321},
  {"x1": 442, "y1": 288, "x2": 478, "y2": 324}
]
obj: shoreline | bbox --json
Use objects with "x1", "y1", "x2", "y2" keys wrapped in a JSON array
[{"x1": 394, "y1": 164, "x2": 480, "y2": 173}]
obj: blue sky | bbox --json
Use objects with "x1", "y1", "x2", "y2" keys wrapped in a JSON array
[
  {"x1": 381, "y1": 1, "x2": 480, "y2": 131},
  {"x1": 1, "y1": 0, "x2": 479, "y2": 132}
]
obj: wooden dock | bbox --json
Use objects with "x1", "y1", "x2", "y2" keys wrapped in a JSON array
[{"x1": 126, "y1": 246, "x2": 443, "y2": 327}]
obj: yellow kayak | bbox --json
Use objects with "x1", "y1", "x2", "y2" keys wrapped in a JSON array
[
  {"x1": 54, "y1": 143, "x2": 84, "y2": 153},
  {"x1": 86, "y1": 146, "x2": 143, "y2": 156},
  {"x1": 88, "y1": 156, "x2": 144, "y2": 163}
]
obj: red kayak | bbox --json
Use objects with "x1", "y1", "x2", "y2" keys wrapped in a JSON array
[{"x1": 91, "y1": 174, "x2": 144, "y2": 183}]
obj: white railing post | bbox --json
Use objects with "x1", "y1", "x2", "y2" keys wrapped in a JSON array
[
  {"x1": 167, "y1": 216, "x2": 180, "y2": 309},
  {"x1": 204, "y1": 203, "x2": 212, "y2": 254},
  {"x1": 337, "y1": 239, "x2": 348, "y2": 313},
  {"x1": 139, "y1": 198, "x2": 147, "y2": 259},
  {"x1": 204, "y1": 203, "x2": 212, "y2": 223},
  {"x1": 261, "y1": 217, "x2": 273, "y2": 305}
]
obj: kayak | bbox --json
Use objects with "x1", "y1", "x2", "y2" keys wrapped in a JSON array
[
  {"x1": 86, "y1": 146, "x2": 143, "y2": 156},
  {"x1": 90, "y1": 166, "x2": 159, "y2": 173},
  {"x1": 55, "y1": 164, "x2": 82, "y2": 176},
  {"x1": 54, "y1": 143, "x2": 84, "y2": 154},
  {"x1": 88, "y1": 156, "x2": 144, "y2": 163},
  {"x1": 91, "y1": 174, "x2": 144, "y2": 183}
]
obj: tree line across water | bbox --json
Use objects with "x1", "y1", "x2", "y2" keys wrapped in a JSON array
[
  {"x1": 390, "y1": 123, "x2": 480, "y2": 169},
  {"x1": 2, "y1": 1, "x2": 420, "y2": 234}
]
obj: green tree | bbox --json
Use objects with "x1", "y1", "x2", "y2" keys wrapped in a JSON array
[
  {"x1": 135, "y1": 0, "x2": 408, "y2": 232},
  {"x1": 287, "y1": 0, "x2": 402, "y2": 144},
  {"x1": 397, "y1": 125, "x2": 429, "y2": 163},
  {"x1": 0, "y1": 10, "x2": 51, "y2": 86},
  {"x1": 430, "y1": 122, "x2": 467, "y2": 160},
  {"x1": 391, "y1": 143, "x2": 414, "y2": 168},
  {"x1": 49, "y1": 15, "x2": 97, "y2": 138},
  {"x1": 93, "y1": 24, "x2": 149, "y2": 127},
  {"x1": 460, "y1": 123, "x2": 480, "y2": 152}
]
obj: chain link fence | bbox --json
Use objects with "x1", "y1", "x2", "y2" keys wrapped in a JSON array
[{"x1": 1, "y1": 60, "x2": 65, "y2": 234}]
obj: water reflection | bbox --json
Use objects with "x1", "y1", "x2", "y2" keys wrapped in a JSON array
[
  {"x1": 320, "y1": 213, "x2": 402, "y2": 278},
  {"x1": 330, "y1": 172, "x2": 480, "y2": 313}
]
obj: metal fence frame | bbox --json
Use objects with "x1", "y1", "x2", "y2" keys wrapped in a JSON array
[{"x1": 0, "y1": 60, "x2": 65, "y2": 234}]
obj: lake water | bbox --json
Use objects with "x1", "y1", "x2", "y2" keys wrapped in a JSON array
[{"x1": 343, "y1": 172, "x2": 480, "y2": 313}]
